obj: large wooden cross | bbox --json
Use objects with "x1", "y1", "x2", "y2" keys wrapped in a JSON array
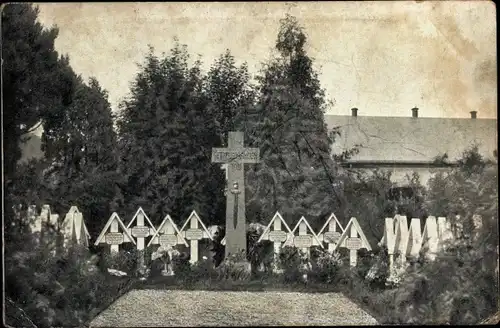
[{"x1": 212, "y1": 131, "x2": 259, "y2": 258}]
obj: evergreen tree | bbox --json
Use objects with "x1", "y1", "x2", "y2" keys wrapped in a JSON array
[
  {"x1": 117, "y1": 42, "x2": 223, "y2": 225},
  {"x1": 42, "y1": 76, "x2": 120, "y2": 236},
  {"x1": 205, "y1": 49, "x2": 256, "y2": 145},
  {"x1": 2, "y1": 4, "x2": 75, "y2": 180},
  {"x1": 245, "y1": 15, "x2": 342, "y2": 226}
]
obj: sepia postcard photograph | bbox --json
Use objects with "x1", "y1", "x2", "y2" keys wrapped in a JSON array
[{"x1": 2, "y1": 1, "x2": 498, "y2": 326}]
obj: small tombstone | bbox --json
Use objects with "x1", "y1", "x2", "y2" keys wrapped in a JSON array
[
  {"x1": 61, "y1": 206, "x2": 91, "y2": 249},
  {"x1": 421, "y1": 216, "x2": 439, "y2": 261},
  {"x1": 179, "y1": 210, "x2": 213, "y2": 264},
  {"x1": 334, "y1": 217, "x2": 372, "y2": 267},
  {"x1": 317, "y1": 213, "x2": 345, "y2": 253},
  {"x1": 125, "y1": 207, "x2": 157, "y2": 270},
  {"x1": 406, "y1": 218, "x2": 422, "y2": 259},
  {"x1": 94, "y1": 212, "x2": 135, "y2": 254},
  {"x1": 287, "y1": 216, "x2": 323, "y2": 257},
  {"x1": 258, "y1": 211, "x2": 293, "y2": 273}
]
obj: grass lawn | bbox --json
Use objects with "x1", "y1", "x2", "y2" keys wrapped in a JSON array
[{"x1": 90, "y1": 289, "x2": 379, "y2": 327}]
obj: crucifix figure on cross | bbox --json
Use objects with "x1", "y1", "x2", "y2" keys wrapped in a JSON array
[{"x1": 212, "y1": 131, "x2": 259, "y2": 258}]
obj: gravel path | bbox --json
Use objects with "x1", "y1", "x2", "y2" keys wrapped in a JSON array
[{"x1": 90, "y1": 289, "x2": 378, "y2": 327}]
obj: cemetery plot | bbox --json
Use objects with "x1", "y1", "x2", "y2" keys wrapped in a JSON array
[
  {"x1": 179, "y1": 210, "x2": 213, "y2": 264},
  {"x1": 317, "y1": 213, "x2": 345, "y2": 252},
  {"x1": 335, "y1": 217, "x2": 372, "y2": 267}
]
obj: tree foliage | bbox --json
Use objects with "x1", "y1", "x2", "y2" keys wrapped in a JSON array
[
  {"x1": 245, "y1": 14, "x2": 342, "y2": 225},
  {"x1": 116, "y1": 43, "x2": 224, "y2": 225},
  {"x1": 2, "y1": 4, "x2": 75, "y2": 180}
]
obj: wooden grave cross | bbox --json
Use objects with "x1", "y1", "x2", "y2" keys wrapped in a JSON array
[
  {"x1": 287, "y1": 216, "x2": 323, "y2": 257},
  {"x1": 179, "y1": 210, "x2": 213, "y2": 264},
  {"x1": 335, "y1": 217, "x2": 372, "y2": 267},
  {"x1": 211, "y1": 131, "x2": 259, "y2": 258},
  {"x1": 94, "y1": 212, "x2": 135, "y2": 254},
  {"x1": 258, "y1": 211, "x2": 293, "y2": 272},
  {"x1": 126, "y1": 207, "x2": 157, "y2": 269},
  {"x1": 317, "y1": 213, "x2": 345, "y2": 253}
]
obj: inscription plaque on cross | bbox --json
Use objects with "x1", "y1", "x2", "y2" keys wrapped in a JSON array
[{"x1": 212, "y1": 131, "x2": 259, "y2": 258}]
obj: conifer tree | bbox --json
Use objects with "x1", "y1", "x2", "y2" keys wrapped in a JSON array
[
  {"x1": 245, "y1": 15, "x2": 342, "y2": 226},
  {"x1": 117, "y1": 42, "x2": 223, "y2": 225}
]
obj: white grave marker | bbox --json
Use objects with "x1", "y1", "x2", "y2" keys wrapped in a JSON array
[
  {"x1": 335, "y1": 217, "x2": 372, "y2": 267},
  {"x1": 126, "y1": 207, "x2": 157, "y2": 270},
  {"x1": 421, "y1": 216, "x2": 439, "y2": 261},
  {"x1": 61, "y1": 206, "x2": 91, "y2": 248},
  {"x1": 94, "y1": 213, "x2": 135, "y2": 254},
  {"x1": 179, "y1": 210, "x2": 213, "y2": 264},
  {"x1": 288, "y1": 216, "x2": 323, "y2": 257},
  {"x1": 317, "y1": 213, "x2": 345, "y2": 253},
  {"x1": 148, "y1": 214, "x2": 188, "y2": 248},
  {"x1": 258, "y1": 212, "x2": 293, "y2": 272},
  {"x1": 126, "y1": 207, "x2": 157, "y2": 251},
  {"x1": 406, "y1": 218, "x2": 422, "y2": 259},
  {"x1": 394, "y1": 216, "x2": 409, "y2": 263}
]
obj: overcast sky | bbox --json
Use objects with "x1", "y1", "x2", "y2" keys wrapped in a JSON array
[{"x1": 37, "y1": 1, "x2": 497, "y2": 119}]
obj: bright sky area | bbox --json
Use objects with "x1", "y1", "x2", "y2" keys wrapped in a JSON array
[{"x1": 37, "y1": 1, "x2": 497, "y2": 120}]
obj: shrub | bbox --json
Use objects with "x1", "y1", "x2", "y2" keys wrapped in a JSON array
[
  {"x1": 308, "y1": 247, "x2": 343, "y2": 284},
  {"x1": 278, "y1": 246, "x2": 309, "y2": 284}
]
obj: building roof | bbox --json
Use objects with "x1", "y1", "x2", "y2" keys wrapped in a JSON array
[{"x1": 324, "y1": 114, "x2": 497, "y2": 164}]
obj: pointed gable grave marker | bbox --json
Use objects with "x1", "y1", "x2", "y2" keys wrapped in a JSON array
[
  {"x1": 406, "y1": 218, "x2": 423, "y2": 259},
  {"x1": 421, "y1": 216, "x2": 439, "y2": 261},
  {"x1": 317, "y1": 213, "x2": 345, "y2": 253},
  {"x1": 179, "y1": 210, "x2": 213, "y2": 264},
  {"x1": 94, "y1": 212, "x2": 135, "y2": 254},
  {"x1": 126, "y1": 207, "x2": 157, "y2": 270},
  {"x1": 258, "y1": 211, "x2": 293, "y2": 272},
  {"x1": 212, "y1": 131, "x2": 259, "y2": 258},
  {"x1": 335, "y1": 217, "x2": 372, "y2": 267},
  {"x1": 148, "y1": 214, "x2": 188, "y2": 248},
  {"x1": 61, "y1": 206, "x2": 90, "y2": 248},
  {"x1": 394, "y1": 216, "x2": 409, "y2": 263},
  {"x1": 289, "y1": 216, "x2": 323, "y2": 257}
]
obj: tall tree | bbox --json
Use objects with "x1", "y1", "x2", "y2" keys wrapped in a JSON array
[
  {"x1": 117, "y1": 42, "x2": 223, "y2": 225},
  {"x1": 42, "y1": 76, "x2": 120, "y2": 236},
  {"x1": 2, "y1": 3, "x2": 78, "y2": 246},
  {"x1": 245, "y1": 15, "x2": 342, "y2": 226},
  {"x1": 2, "y1": 4, "x2": 75, "y2": 180},
  {"x1": 204, "y1": 49, "x2": 256, "y2": 145}
]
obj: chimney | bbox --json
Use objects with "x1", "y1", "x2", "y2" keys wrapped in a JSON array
[
  {"x1": 411, "y1": 107, "x2": 419, "y2": 118},
  {"x1": 351, "y1": 108, "x2": 358, "y2": 117},
  {"x1": 470, "y1": 111, "x2": 477, "y2": 119}
]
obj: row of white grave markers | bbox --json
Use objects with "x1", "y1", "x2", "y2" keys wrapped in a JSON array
[
  {"x1": 379, "y1": 215, "x2": 459, "y2": 278},
  {"x1": 26, "y1": 204, "x2": 91, "y2": 252},
  {"x1": 257, "y1": 212, "x2": 372, "y2": 268},
  {"x1": 94, "y1": 208, "x2": 214, "y2": 265}
]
